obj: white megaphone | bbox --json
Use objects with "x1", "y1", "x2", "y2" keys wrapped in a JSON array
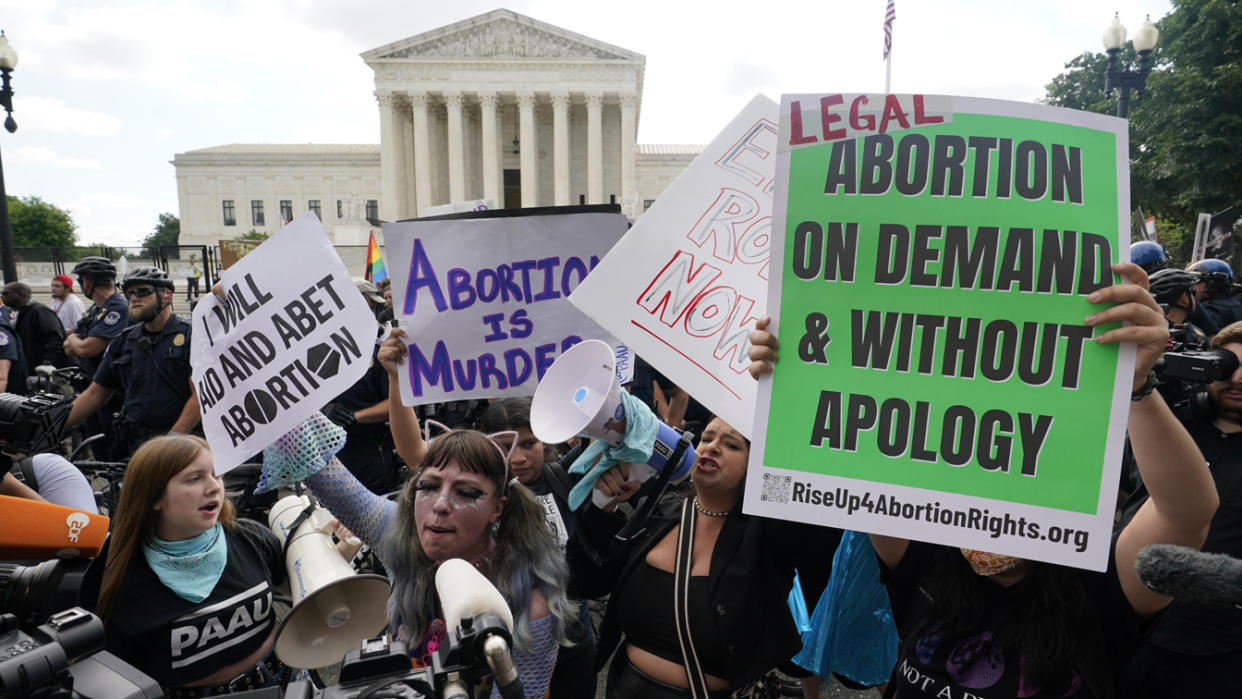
[
  {"x1": 268, "y1": 495, "x2": 391, "y2": 669},
  {"x1": 530, "y1": 339, "x2": 696, "y2": 507}
]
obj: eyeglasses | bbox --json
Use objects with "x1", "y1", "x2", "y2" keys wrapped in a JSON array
[{"x1": 124, "y1": 287, "x2": 157, "y2": 298}]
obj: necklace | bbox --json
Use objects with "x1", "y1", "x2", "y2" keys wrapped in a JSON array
[{"x1": 693, "y1": 497, "x2": 729, "y2": 518}]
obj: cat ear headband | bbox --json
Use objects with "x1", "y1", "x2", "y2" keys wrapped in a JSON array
[{"x1": 422, "y1": 419, "x2": 519, "y2": 490}]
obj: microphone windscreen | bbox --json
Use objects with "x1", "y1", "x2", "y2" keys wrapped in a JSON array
[
  {"x1": 1136, "y1": 543, "x2": 1242, "y2": 609},
  {"x1": 435, "y1": 558, "x2": 514, "y2": 634},
  {"x1": 0, "y1": 495, "x2": 109, "y2": 559}
]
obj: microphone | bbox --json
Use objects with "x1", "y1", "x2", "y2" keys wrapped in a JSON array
[
  {"x1": 0, "y1": 496, "x2": 109, "y2": 559},
  {"x1": 1135, "y1": 544, "x2": 1242, "y2": 610},
  {"x1": 435, "y1": 559, "x2": 523, "y2": 699}
]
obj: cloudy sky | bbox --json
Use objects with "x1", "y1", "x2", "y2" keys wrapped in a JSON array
[{"x1": 1, "y1": 0, "x2": 1170, "y2": 247}]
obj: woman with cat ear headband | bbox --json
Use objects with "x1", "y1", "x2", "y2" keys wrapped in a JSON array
[{"x1": 256, "y1": 330, "x2": 572, "y2": 699}]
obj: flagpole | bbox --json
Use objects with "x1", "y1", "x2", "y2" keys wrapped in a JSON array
[{"x1": 885, "y1": 49, "x2": 892, "y2": 93}]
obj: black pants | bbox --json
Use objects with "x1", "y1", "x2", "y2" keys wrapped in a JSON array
[{"x1": 187, "y1": 276, "x2": 199, "y2": 300}]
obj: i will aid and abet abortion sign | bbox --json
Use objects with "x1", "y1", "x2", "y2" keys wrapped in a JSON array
[
  {"x1": 385, "y1": 207, "x2": 631, "y2": 405},
  {"x1": 746, "y1": 94, "x2": 1133, "y2": 571}
]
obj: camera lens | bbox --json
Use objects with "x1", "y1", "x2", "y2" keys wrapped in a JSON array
[{"x1": 0, "y1": 559, "x2": 91, "y2": 631}]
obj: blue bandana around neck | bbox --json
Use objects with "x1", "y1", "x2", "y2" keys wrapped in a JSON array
[{"x1": 143, "y1": 522, "x2": 228, "y2": 603}]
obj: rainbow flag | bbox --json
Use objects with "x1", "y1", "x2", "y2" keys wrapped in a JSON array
[{"x1": 365, "y1": 230, "x2": 388, "y2": 285}]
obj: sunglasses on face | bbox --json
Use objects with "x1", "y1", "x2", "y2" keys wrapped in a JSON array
[{"x1": 124, "y1": 287, "x2": 158, "y2": 298}]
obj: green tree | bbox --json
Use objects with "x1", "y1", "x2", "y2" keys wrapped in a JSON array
[
  {"x1": 142, "y1": 212, "x2": 180, "y2": 257},
  {"x1": 1043, "y1": 0, "x2": 1242, "y2": 260},
  {"x1": 7, "y1": 195, "x2": 76, "y2": 248},
  {"x1": 240, "y1": 229, "x2": 269, "y2": 241}
]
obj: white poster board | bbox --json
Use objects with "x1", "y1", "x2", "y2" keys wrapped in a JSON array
[
  {"x1": 570, "y1": 95, "x2": 778, "y2": 437},
  {"x1": 385, "y1": 208, "x2": 631, "y2": 405},
  {"x1": 191, "y1": 213, "x2": 378, "y2": 474}
]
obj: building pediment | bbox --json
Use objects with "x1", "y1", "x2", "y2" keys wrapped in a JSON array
[{"x1": 362, "y1": 9, "x2": 643, "y2": 63}]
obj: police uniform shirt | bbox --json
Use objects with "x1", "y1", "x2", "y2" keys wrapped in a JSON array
[
  {"x1": 74, "y1": 292, "x2": 130, "y2": 376},
  {"x1": 94, "y1": 315, "x2": 192, "y2": 430},
  {"x1": 0, "y1": 321, "x2": 27, "y2": 394},
  {"x1": 331, "y1": 344, "x2": 389, "y2": 414}
]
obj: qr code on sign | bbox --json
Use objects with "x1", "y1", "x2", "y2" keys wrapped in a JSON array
[{"x1": 760, "y1": 473, "x2": 791, "y2": 503}]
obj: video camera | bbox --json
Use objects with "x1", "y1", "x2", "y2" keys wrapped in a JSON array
[
  {"x1": 1154, "y1": 347, "x2": 1241, "y2": 420},
  {"x1": 0, "y1": 391, "x2": 73, "y2": 459},
  {"x1": 285, "y1": 609, "x2": 517, "y2": 699},
  {"x1": 0, "y1": 607, "x2": 160, "y2": 698}
]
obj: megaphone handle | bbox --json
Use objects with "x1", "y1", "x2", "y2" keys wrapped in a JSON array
[
  {"x1": 591, "y1": 463, "x2": 655, "y2": 509},
  {"x1": 614, "y1": 431, "x2": 696, "y2": 544}
]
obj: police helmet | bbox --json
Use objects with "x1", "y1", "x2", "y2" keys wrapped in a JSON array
[
  {"x1": 1149, "y1": 269, "x2": 1199, "y2": 308},
  {"x1": 1129, "y1": 241, "x2": 1170, "y2": 274},
  {"x1": 122, "y1": 266, "x2": 176, "y2": 293},
  {"x1": 72, "y1": 256, "x2": 117, "y2": 281},
  {"x1": 1188, "y1": 258, "x2": 1234, "y2": 293}
]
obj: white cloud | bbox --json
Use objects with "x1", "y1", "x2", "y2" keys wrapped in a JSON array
[
  {"x1": 69, "y1": 193, "x2": 146, "y2": 215},
  {"x1": 20, "y1": 96, "x2": 122, "y2": 136},
  {"x1": 9, "y1": 146, "x2": 101, "y2": 170}
]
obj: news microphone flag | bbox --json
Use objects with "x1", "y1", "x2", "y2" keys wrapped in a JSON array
[
  {"x1": 883, "y1": 0, "x2": 896, "y2": 59},
  {"x1": 364, "y1": 230, "x2": 388, "y2": 286}
]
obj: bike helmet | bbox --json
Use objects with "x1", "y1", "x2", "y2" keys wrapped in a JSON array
[
  {"x1": 1188, "y1": 258, "x2": 1234, "y2": 293},
  {"x1": 71, "y1": 256, "x2": 117, "y2": 281},
  {"x1": 1130, "y1": 241, "x2": 1170, "y2": 274},
  {"x1": 1148, "y1": 269, "x2": 1198, "y2": 308},
  {"x1": 122, "y1": 266, "x2": 176, "y2": 293}
]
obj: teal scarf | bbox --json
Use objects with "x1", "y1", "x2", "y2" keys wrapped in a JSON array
[{"x1": 143, "y1": 523, "x2": 228, "y2": 603}]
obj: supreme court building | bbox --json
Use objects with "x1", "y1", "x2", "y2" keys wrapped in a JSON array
[{"x1": 174, "y1": 9, "x2": 701, "y2": 247}]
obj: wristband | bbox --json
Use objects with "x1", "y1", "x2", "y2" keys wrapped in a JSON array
[{"x1": 1131, "y1": 371, "x2": 1159, "y2": 401}]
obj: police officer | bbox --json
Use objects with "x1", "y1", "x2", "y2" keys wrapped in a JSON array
[
  {"x1": 1189, "y1": 258, "x2": 1242, "y2": 333},
  {"x1": 321, "y1": 282, "x2": 396, "y2": 493},
  {"x1": 66, "y1": 267, "x2": 199, "y2": 454},
  {"x1": 62, "y1": 256, "x2": 131, "y2": 457},
  {"x1": 63, "y1": 256, "x2": 130, "y2": 378},
  {"x1": 0, "y1": 308, "x2": 27, "y2": 395}
]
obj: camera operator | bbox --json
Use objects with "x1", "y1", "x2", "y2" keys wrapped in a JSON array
[
  {"x1": 66, "y1": 267, "x2": 200, "y2": 454},
  {"x1": 1189, "y1": 259, "x2": 1242, "y2": 334},
  {"x1": 1120, "y1": 320, "x2": 1242, "y2": 697},
  {"x1": 1, "y1": 451, "x2": 99, "y2": 513}
]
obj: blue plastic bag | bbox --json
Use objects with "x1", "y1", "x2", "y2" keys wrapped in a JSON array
[{"x1": 792, "y1": 530, "x2": 899, "y2": 686}]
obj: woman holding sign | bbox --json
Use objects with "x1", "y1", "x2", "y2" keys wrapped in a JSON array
[{"x1": 746, "y1": 262, "x2": 1219, "y2": 698}]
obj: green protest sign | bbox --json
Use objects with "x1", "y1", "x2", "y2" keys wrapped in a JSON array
[{"x1": 745, "y1": 95, "x2": 1133, "y2": 571}]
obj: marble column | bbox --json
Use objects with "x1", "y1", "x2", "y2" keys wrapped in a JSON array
[
  {"x1": 517, "y1": 90, "x2": 538, "y2": 208},
  {"x1": 399, "y1": 97, "x2": 415, "y2": 218},
  {"x1": 551, "y1": 91, "x2": 571, "y2": 206},
  {"x1": 444, "y1": 90, "x2": 465, "y2": 203},
  {"x1": 586, "y1": 91, "x2": 604, "y2": 204},
  {"x1": 478, "y1": 91, "x2": 501, "y2": 207},
  {"x1": 376, "y1": 90, "x2": 404, "y2": 223},
  {"x1": 620, "y1": 92, "x2": 638, "y2": 217},
  {"x1": 409, "y1": 91, "x2": 432, "y2": 216}
]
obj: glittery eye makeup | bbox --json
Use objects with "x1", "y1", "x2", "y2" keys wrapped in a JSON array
[{"x1": 414, "y1": 481, "x2": 488, "y2": 511}]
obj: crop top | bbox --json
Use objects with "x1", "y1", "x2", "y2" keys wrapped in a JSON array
[{"x1": 610, "y1": 561, "x2": 730, "y2": 680}]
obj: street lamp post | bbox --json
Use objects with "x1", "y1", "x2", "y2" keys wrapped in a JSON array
[
  {"x1": 1103, "y1": 13, "x2": 1160, "y2": 119},
  {"x1": 0, "y1": 31, "x2": 17, "y2": 284}
]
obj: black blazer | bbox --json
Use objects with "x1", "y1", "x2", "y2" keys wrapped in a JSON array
[{"x1": 571, "y1": 495, "x2": 842, "y2": 689}]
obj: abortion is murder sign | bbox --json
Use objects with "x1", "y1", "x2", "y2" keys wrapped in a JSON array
[{"x1": 745, "y1": 94, "x2": 1133, "y2": 571}]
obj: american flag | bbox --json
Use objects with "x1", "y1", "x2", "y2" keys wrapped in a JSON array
[{"x1": 883, "y1": 0, "x2": 896, "y2": 59}]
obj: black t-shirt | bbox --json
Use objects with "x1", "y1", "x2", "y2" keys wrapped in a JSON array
[
  {"x1": 104, "y1": 519, "x2": 286, "y2": 687},
  {"x1": 1120, "y1": 417, "x2": 1242, "y2": 654},
  {"x1": 883, "y1": 541, "x2": 1139, "y2": 698}
]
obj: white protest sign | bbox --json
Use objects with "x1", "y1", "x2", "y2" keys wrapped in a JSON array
[
  {"x1": 570, "y1": 95, "x2": 778, "y2": 437},
  {"x1": 191, "y1": 212, "x2": 378, "y2": 474},
  {"x1": 385, "y1": 208, "x2": 631, "y2": 405}
]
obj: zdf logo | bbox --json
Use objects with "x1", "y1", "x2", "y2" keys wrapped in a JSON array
[{"x1": 65, "y1": 512, "x2": 91, "y2": 543}]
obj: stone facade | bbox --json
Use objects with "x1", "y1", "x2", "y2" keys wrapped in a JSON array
[{"x1": 175, "y1": 9, "x2": 701, "y2": 247}]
